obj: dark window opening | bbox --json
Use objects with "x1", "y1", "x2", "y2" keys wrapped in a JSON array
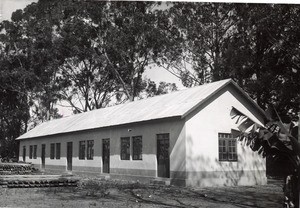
[
  {"x1": 79, "y1": 141, "x2": 86, "y2": 160},
  {"x1": 121, "y1": 137, "x2": 130, "y2": 160}
]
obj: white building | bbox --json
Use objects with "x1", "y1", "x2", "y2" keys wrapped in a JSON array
[{"x1": 17, "y1": 79, "x2": 267, "y2": 187}]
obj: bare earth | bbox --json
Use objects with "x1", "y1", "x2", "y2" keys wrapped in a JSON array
[{"x1": 0, "y1": 179, "x2": 283, "y2": 208}]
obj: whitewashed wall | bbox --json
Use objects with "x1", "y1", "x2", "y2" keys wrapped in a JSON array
[
  {"x1": 184, "y1": 85, "x2": 267, "y2": 186},
  {"x1": 19, "y1": 118, "x2": 186, "y2": 180}
]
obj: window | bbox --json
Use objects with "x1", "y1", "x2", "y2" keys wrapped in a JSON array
[
  {"x1": 87, "y1": 140, "x2": 94, "y2": 160},
  {"x1": 121, "y1": 137, "x2": 130, "y2": 160},
  {"x1": 132, "y1": 136, "x2": 142, "y2": 160},
  {"x1": 56, "y1": 143, "x2": 61, "y2": 159},
  {"x1": 33, "y1": 145, "x2": 37, "y2": 159},
  {"x1": 79, "y1": 141, "x2": 86, "y2": 160},
  {"x1": 29, "y1": 145, "x2": 33, "y2": 159},
  {"x1": 50, "y1": 143, "x2": 55, "y2": 159},
  {"x1": 218, "y1": 133, "x2": 237, "y2": 161}
]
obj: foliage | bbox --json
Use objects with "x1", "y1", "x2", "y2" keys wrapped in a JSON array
[
  {"x1": 93, "y1": 2, "x2": 176, "y2": 101},
  {"x1": 0, "y1": 15, "x2": 32, "y2": 158},
  {"x1": 165, "y1": 3, "x2": 300, "y2": 118},
  {"x1": 231, "y1": 106, "x2": 299, "y2": 207},
  {"x1": 141, "y1": 79, "x2": 178, "y2": 98},
  {"x1": 175, "y1": 3, "x2": 237, "y2": 82},
  {"x1": 224, "y1": 4, "x2": 300, "y2": 117}
]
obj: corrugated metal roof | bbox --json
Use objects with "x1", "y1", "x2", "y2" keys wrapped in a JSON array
[{"x1": 17, "y1": 79, "x2": 248, "y2": 140}]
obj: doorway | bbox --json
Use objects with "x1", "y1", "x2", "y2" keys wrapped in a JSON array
[
  {"x1": 67, "y1": 142, "x2": 73, "y2": 171},
  {"x1": 23, "y1": 146, "x2": 26, "y2": 162},
  {"x1": 157, "y1": 134, "x2": 170, "y2": 178},
  {"x1": 41, "y1": 144, "x2": 46, "y2": 169},
  {"x1": 102, "y1": 139, "x2": 110, "y2": 173}
]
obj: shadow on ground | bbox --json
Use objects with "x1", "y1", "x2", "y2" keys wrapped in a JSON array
[{"x1": 31, "y1": 178, "x2": 283, "y2": 208}]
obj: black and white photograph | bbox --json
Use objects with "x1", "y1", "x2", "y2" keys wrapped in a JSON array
[{"x1": 0, "y1": 0, "x2": 299, "y2": 207}]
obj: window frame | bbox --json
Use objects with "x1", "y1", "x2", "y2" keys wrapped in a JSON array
[
  {"x1": 120, "y1": 137, "x2": 130, "y2": 160},
  {"x1": 79, "y1": 141, "x2": 86, "y2": 160},
  {"x1": 132, "y1": 136, "x2": 142, "y2": 160},
  {"x1": 218, "y1": 133, "x2": 238, "y2": 162}
]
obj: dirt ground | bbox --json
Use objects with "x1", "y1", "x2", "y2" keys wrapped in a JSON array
[{"x1": 0, "y1": 178, "x2": 283, "y2": 208}]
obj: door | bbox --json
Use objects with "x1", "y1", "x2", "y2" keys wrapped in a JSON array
[
  {"x1": 41, "y1": 144, "x2": 46, "y2": 169},
  {"x1": 23, "y1": 146, "x2": 26, "y2": 162},
  {"x1": 102, "y1": 139, "x2": 110, "y2": 173},
  {"x1": 157, "y1": 134, "x2": 170, "y2": 178},
  {"x1": 67, "y1": 142, "x2": 73, "y2": 171}
]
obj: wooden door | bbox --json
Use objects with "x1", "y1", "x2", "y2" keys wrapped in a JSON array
[
  {"x1": 67, "y1": 142, "x2": 73, "y2": 171},
  {"x1": 23, "y1": 146, "x2": 26, "y2": 162},
  {"x1": 41, "y1": 144, "x2": 46, "y2": 169},
  {"x1": 102, "y1": 139, "x2": 110, "y2": 173},
  {"x1": 157, "y1": 134, "x2": 170, "y2": 178}
]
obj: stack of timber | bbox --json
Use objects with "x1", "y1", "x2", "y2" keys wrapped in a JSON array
[
  {"x1": 0, "y1": 162, "x2": 38, "y2": 175},
  {"x1": 0, "y1": 175, "x2": 80, "y2": 188}
]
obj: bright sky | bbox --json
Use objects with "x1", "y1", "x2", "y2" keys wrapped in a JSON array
[{"x1": 0, "y1": 0, "x2": 37, "y2": 21}]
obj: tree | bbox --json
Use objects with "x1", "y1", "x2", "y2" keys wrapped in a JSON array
[
  {"x1": 0, "y1": 3, "x2": 64, "y2": 124},
  {"x1": 141, "y1": 79, "x2": 178, "y2": 98},
  {"x1": 0, "y1": 1, "x2": 65, "y2": 157},
  {"x1": 92, "y1": 1, "x2": 177, "y2": 101},
  {"x1": 53, "y1": 1, "x2": 178, "y2": 110},
  {"x1": 222, "y1": 4, "x2": 300, "y2": 117},
  {"x1": 1, "y1": 0, "x2": 180, "y2": 116},
  {"x1": 0, "y1": 20, "x2": 32, "y2": 158},
  {"x1": 24, "y1": 1, "x2": 177, "y2": 111},
  {"x1": 231, "y1": 106, "x2": 300, "y2": 207},
  {"x1": 53, "y1": 3, "x2": 116, "y2": 113},
  {"x1": 159, "y1": 2, "x2": 238, "y2": 87},
  {"x1": 165, "y1": 3, "x2": 300, "y2": 118}
]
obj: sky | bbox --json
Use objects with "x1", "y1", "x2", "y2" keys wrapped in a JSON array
[{"x1": 0, "y1": 0, "x2": 37, "y2": 21}]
